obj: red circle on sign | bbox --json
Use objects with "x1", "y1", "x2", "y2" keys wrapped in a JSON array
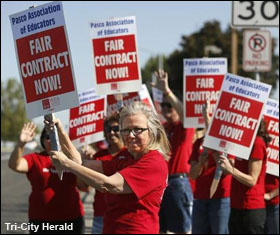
[{"x1": 249, "y1": 33, "x2": 266, "y2": 53}]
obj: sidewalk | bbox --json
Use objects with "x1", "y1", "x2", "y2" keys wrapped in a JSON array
[{"x1": 80, "y1": 188, "x2": 95, "y2": 234}]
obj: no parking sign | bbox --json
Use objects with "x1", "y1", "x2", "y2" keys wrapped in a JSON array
[{"x1": 243, "y1": 30, "x2": 272, "y2": 72}]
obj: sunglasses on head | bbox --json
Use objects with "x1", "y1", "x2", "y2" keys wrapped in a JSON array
[
  {"x1": 160, "y1": 102, "x2": 172, "y2": 108},
  {"x1": 105, "y1": 125, "x2": 120, "y2": 133}
]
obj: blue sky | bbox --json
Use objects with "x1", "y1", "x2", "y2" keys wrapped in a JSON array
[{"x1": 1, "y1": 1, "x2": 279, "y2": 126}]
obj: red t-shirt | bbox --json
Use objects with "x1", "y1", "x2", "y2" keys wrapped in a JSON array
[
  {"x1": 231, "y1": 136, "x2": 267, "y2": 209},
  {"x1": 265, "y1": 174, "x2": 279, "y2": 206},
  {"x1": 23, "y1": 152, "x2": 84, "y2": 220},
  {"x1": 92, "y1": 149, "x2": 116, "y2": 217},
  {"x1": 189, "y1": 137, "x2": 234, "y2": 199},
  {"x1": 102, "y1": 149, "x2": 168, "y2": 234},
  {"x1": 164, "y1": 121, "x2": 194, "y2": 174}
]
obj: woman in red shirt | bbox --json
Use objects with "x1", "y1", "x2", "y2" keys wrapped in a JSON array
[
  {"x1": 46, "y1": 102, "x2": 170, "y2": 234},
  {"x1": 9, "y1": 122, "x2": 84, "y2": 234},
  {"x1": 189, "y1": 139, "x2": 234, "y2": 234},
  {"x1": 218, "y1": 119, "x2": 271, "y2": 234},
  {"x1": 189, "y1": 100, "x2": 234, "y2": 234}
]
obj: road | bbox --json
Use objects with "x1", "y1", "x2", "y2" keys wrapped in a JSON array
[{"x1": 1, "y1": 152, "x2": 94, "y2": 234}]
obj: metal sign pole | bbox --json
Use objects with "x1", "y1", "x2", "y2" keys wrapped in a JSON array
[
  {"x1": 210, "y1": 152, "x2": 227, "y2": 198},
  {"x1": 255, "y1": 72, "x2": 260, "y2": 82},
  {"x1": 44, "y1": 113, "x2": 63, "y2": 180}
]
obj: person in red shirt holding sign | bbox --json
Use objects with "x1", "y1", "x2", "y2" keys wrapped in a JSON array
[
  {"x1": 218, "y1": 119, "x2": 271, "y2": 234},
  {"x1": 79, "y1": 113, "x2": 125, "y2": 234},
  {"x1": 189, "y1": 101, "x2": 234, "y2": 234},
  {"x1": 8, "y1": 122, "x2": 85, "y2": 234},
  {"x1": 264, "y1": 174, "x2": 279, "y2": 234},
  {"x1": 46, "y1": 102, "x2": 170, "y2": 234},
  {"x1": 152, "y1": 69, "x2": 195, "y2": 234}
]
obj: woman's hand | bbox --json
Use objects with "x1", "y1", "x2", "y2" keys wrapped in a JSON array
[
  {"x1": 216, "y1": 154, "x2": 234, "y2": 174},
  {"x1": 80, "y1": 146, "x2": 95, "y2": 160},
  {"x1": 45, "y1": 116, "x2": 82, "y2": 165},
  {"x1": 44, "y1": 116, "x2": 63, "y2": 133},
  {"x1": 19, "y1": 122, "x2": 36, "y2": 146},
  {"x1": 264, "y1": 188, "x2": 279, "y2": 201},
  {"x1": 151, "y1": 69, "x2": 171, "y2": 94},
  {"x1": 264, "y1": 193, "x2": 272, "y2": 201},
  {"x1": 49, "y1": 151, "x2": 69, "y2": 170}
]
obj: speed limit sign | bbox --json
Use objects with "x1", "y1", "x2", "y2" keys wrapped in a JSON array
[{"x1": 232, "y1": 1, "x2": 279, "y2": 27}]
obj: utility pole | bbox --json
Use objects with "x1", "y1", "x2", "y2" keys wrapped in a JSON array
[{"x1": 231, "y1": 28, "x2": 238, "y2": 75}]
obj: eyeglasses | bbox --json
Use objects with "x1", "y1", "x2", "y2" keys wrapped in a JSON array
[
  {"x1": 160, "y1": 102, "x2": 172, "y2": 109},
  {"x1": 105, "y1": 125, "x2": 120, "y2": 133},
  {"x1": 120, "y1": 128, "x2": 149, "y2": 136}
]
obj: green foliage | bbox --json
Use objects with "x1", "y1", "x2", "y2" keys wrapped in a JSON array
[
  {"x1": 142, "y1": 20, "x2": 279, "y2": 99},
  {"x1": 1, "y1": 78, "x2": 30, "y2": 141}
]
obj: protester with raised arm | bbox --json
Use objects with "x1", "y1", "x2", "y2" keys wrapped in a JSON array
[
  {"x1": 152, "y1": 69, "x2": 195, "y2": 234},
  {"x1": 9, "y1": 122, "x2": 85, "y2": 234}
]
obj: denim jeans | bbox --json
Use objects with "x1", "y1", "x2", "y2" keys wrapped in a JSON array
[
  {"x1": 159, "y1": 176, "x2": 193, "y2": 233},
  {"x1": 91, "y1": 216, "x2": 104, "y2": 234},
  {"x1": 192, "y1": 197, "x2": 230, "y2": 234},
  {"x1": 265, "y1": 204, "x2": 279, "y2": 234}
]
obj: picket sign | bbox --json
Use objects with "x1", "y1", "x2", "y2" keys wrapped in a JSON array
[
  {"x1": 203, "y1": 73, "x2": 271, "y2": 160},
  {"x1": 263, "y1": 98, "x2": 279, "y2": 176},
  {"x1": 183, "y1": 58, "x2": 227, "y2": 128},
  {"x1": 89, "y1": 16, "x2": 142, "y2": 95},
  {"x1": 9, "y1": 1, "x2": 79, "y2": 119},
  {"x1": 10, "y1": 2, "x2": 80, "y2": 180},
  {"x1": 69, "y1": 88, "x2": 106, "y2": 148}
]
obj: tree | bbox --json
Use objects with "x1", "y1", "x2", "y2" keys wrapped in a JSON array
[
  {"x1": 142, "y1": 20, "x2": 279, "y2": 99},
  {"x1": 1, "y1": 78, "x2": 30, "y2": 141}
]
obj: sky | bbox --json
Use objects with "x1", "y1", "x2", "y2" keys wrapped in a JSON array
[{"x1": 1, "y1": 1, "x2": 279, "y2": 128}]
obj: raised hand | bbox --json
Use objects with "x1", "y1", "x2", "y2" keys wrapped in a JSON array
[
  {"x1": 19, "y1": 122, "x2": 36, "y2": 146},
  {"x1": 151, "y1": 69, "x2": 171, "y2": 94}
]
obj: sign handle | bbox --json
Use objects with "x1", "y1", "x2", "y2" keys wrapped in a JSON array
[
  {"x1": 44, "y1": 113, "x2": 63, "y2": 180},
  {"x1": 255, "y1": 72, "x2": 260, "y2": 82},
  {"x1": 210, "y1": 152, "x2": 227, "y2": 198}
]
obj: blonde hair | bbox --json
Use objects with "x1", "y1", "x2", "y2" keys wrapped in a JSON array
[{"x1": 119, "y1": 101, "x2": 170, "y2": 161}]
